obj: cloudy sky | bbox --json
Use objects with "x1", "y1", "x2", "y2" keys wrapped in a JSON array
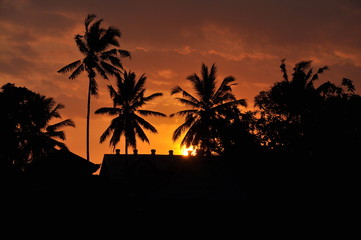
[{"x1": 1, "y1": 0, "x2": 361, "y2": 168}]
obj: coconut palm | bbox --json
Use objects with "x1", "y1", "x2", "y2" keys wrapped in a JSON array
[
  {"x1": 95, "y1": 70, "x2": 166, "y2": 154},
  {"x1": 170, "y1": 63, "x2": 247, "y2": 156},
  {"x1": 57, "y1": 13, "x2": 130, "y2": 161},
  {"x1": 0, "y1": 83, "x2": 75, "y2": 172},
  {"x1": 20, "y1": 93, "x2": 75, "y2": 164}
]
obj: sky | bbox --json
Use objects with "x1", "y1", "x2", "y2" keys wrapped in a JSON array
[{"x1": 1, "y1": 0, "x2": 361, "y2": 171}]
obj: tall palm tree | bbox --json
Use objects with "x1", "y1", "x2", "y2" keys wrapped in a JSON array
[
  {"x1": 170, "y1": 63, "x2": 247, "y2": 156},
  {"x1": 57, "y1": 13, "x2": 130, "y2": 161},
  {"x1": 95, "y1": 70, "x2": 166, "y2": 154}
]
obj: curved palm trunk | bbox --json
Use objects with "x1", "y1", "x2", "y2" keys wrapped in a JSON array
[{"x1": 86, "y1": 80, "x2": 91, "y2": 162}]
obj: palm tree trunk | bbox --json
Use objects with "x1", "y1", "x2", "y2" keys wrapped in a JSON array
[
  {"x1": 125, "y1": 139, "x2": 128, "y2": 155},
  {"x1": 86, "y1": 80, "x2": 91, "y2": 162}
]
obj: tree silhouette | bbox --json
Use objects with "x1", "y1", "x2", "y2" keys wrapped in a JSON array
[
  {"x1": 254, "y1": 59, "x2": 361, "y2": 158},
  {"x1": 57, "y1": 13, "x2": 130, "y2": 161},
  {"x1": 0, "y1": 83, "x2": 75, "y2": 174},
  {"x1": 95, "y1": 70, "x2": 166, "y2": 154},
  {"x1": 170, "y1": 63, "x2": 247, "y2": 156},
  {"x1": 254, "y1": 59, "x2": 329, "y2": 152}
]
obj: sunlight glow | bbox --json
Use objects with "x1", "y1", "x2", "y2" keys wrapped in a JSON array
[{"x1": 181, "y1": 146, "x2": 196, "y2": 156}]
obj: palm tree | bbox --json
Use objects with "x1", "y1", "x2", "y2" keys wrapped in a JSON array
[
  {"x1": 95, "y1": 70, "x2": 166, "y2": 154},
  {"x1": 0, "y1": 83, "x2": 75, "y2": 172},
  {"x1": 57, "y1": 13, "x2": 130, "y2": 161},
  {"x1": 20, "y1": 93, "x2": 75, "y2": 167},
  {"x1": 170, "y1": 63, "x2": 247, "y2": 156}
]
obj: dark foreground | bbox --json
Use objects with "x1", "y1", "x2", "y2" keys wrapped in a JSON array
[{"x1": 2, "y1": 158, "x2": 357, "y2": 234}]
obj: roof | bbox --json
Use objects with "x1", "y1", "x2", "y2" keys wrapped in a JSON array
[
  {"x1": 40, "y1": 149, "x2": 100, "y2": 176},
  {"x1": 99, "y1": 153, "x2": 191, "y2": 179},
  {"x1": 98, "y1": 152, "x2": 243, "y2": 200}
]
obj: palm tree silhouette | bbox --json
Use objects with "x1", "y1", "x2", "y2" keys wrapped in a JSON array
[
  {"x1": 170, "y1": 63, "x2": 247, "y2": 156},
  {"x1": 95, "y1": 70, "x2": 166, "y2": 154},
  {"x1": 20, "y1": 93, "x2": 75, "y2": 166},
  {"x1": 0, "y1": 83, "x2": 75, "y2": 172},
  {"x1": 57, "y1": 13, "x2": 130, "y2": 161}
]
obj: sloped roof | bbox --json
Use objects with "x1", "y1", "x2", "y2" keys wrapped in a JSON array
[{"x1": 40, "y1": 149, "x2": 100, "y2": 176}]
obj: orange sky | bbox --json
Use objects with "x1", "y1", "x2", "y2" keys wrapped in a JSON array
[{"x1": 1, "y1": 0, "x2": 361, "y2": 172}]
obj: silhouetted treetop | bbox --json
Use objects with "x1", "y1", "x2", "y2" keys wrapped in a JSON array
[
  {"x1": 0, "y1": 83, "x2": 74, "y2": 174},
  {"x1": 95, "y1": 70, "x2": 166, "y2": 154},
  {"x1": 170, "y1": 63, "x2": 247, "y2": 156},
  {"x1": 57, "y1": 13, "x2": 130, "y2": 162},
  {"x1": 253, "y1": 59, "x2": 361, "y2": 159}
]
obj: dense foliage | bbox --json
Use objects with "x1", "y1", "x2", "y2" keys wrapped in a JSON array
[
  {"x1": 254, "y1": 59, "x2": 361, "y2": 160},
  {"x1": 0, "y1": 83, "x2": 74, "y2": 174}
]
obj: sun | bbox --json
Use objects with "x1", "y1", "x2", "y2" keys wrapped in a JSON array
[{"x1": 181, "y1": 146, "x2": 196, "y2": 156}]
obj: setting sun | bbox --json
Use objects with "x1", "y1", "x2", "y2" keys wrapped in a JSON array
[{"x1": 181, "y1": 146, "x2": 196, "y2": 156}]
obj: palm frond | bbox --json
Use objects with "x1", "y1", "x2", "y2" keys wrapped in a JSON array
[
  {"x1": 137, "y1": 110, "x2": 167, "y2": 117},
  {"x1": 94, "y1": 107, "x2": 121, "y2": 115},
  {"x1": 75, "y1": 34, "x2": 88, "y2": 55},
  {"x1": 99, "y1": 26, "x2": 121, "y2": 50},
  {"x1": 95, "y1": 64, "x2": 109, "y2": 80},
  {"x1": 89, "y1": 19, "x2": 103, "y2": 36},
  {"x1": 181, "y1": 122, "x2": 200, "y2": 146},
  {"x1": 187, "y1": 73, "x2": 203, "y2": 96},
  {"x1": 69, "y1": 64, "x2": 85, "y2": 79},
  {"x1": 45, "y1": 136, "x2": 68, "y2": 149},
  {"x1": 100, "y1": 125, "x2": 114, "y2": 144},
  {"x1": 107, "y1": 84, "x2": 117, "y2": 99},
  {"x1": 143, "y1": 92, "x2": 163, "y2": 102},
  {"x1": 175, "y1": 97, "x2": 200, "y2": 108},
  {"x1": 49, "y1": 103, "x2": 64, "y2": 119},
  {"x1": 134, "y1": 115, "x2": 158, "y2": 133},
  {"x1": 213, "y1": 75, "x2": 236, "y2": 102},
  {"x1": 101, "y1": 48, "x2": 118, "y2": 57},
  {"x1": 107, "y1": 55, "x2": 122, "y2": 68},
  {"x1": 125, "y1": 128, "x2": 137, "y2": 149},
  {"x1": 134, "y1": 124, "x2": 150, "y2": 144},
  {"x1": 84, "y1": 14, "x2": 97, "y2": 31},
  {"x1": 100, "y1": 61, "x2": 121, "y2": 76},
  {"x1": 46, "y1": 119, "x2": 75, "y2": 133},
  {"x1": 45, "y1": 130, "x2": 65, "y2": 140},
  {"x1": 169, "y1": 109, "x2": 197, "y2": 118},
  {"x1": 57, "y1": 60, "x2": 82, "y2": 74},
  {"x1": 131, "y1": 73, "x2": 146, "y2": 97},
  {"x1": 171, "y1": 86, "x2": 199, "y2": 104},
  {"x1": 170, "y1": 85, "x2": 182, "y2": 95},
  {"x1": 118, "y1": 49, "x2": 131, "y2": 59},
  {"x1": 209, "y1": 63, "x2": 217, "y2": 80},
  {"x1": 172, "y1": 116, "x2": 196, "y2": 141}
]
